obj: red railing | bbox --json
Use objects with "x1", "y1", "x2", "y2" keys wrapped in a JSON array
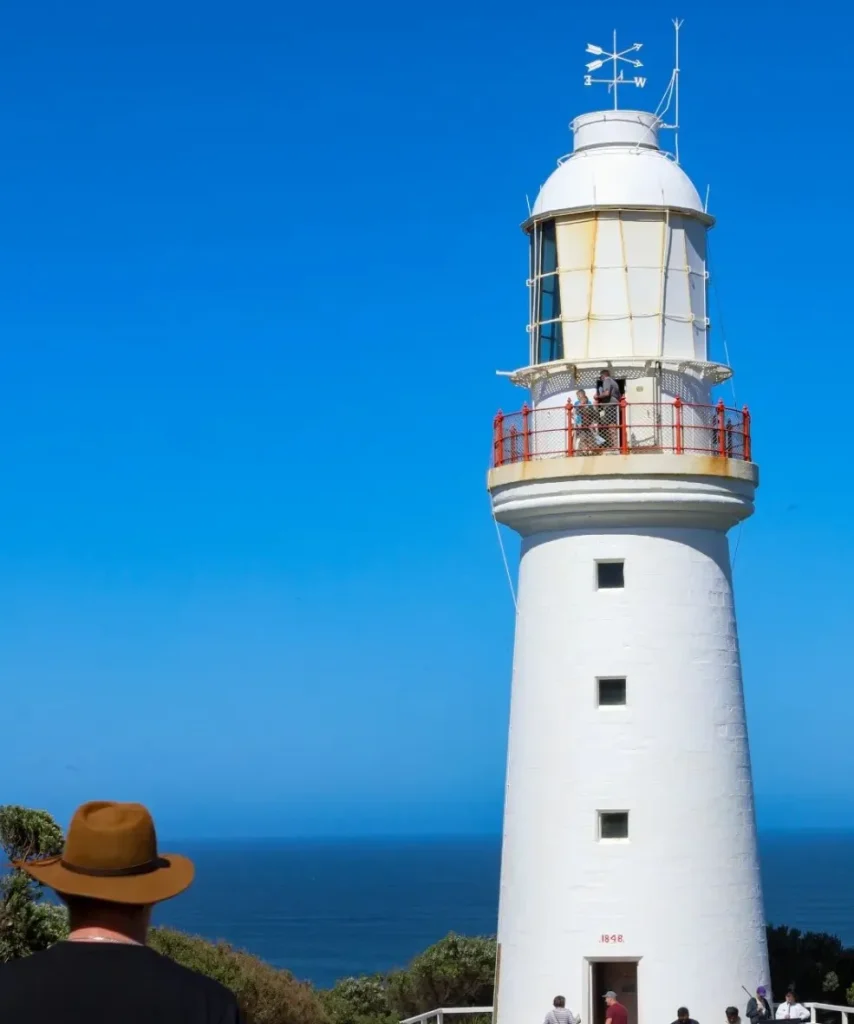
[{"x1": 492, "y1": 398, "x2": 752, "y2": 468}]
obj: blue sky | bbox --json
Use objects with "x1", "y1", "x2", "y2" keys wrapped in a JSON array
[{"x1": 1, "y1": 0, "x2": 851, "y2": 837}]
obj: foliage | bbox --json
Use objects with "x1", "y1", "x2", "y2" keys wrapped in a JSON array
[
  {"x1": 149, "y1": 928, "x2": 329, "y2": 1024},
  {"x1": 322, "y1": 974, "x2": 398, "y2": 1024},
  {"x1": 385, "y1": 934, "x2": 496, "y2": 1020},
  {"x1": 322, "y1": 934, "x2": 496, "y2": 1024},
  {"x1": 0, "y1": 806, "x2": 68, "y2": 962},
  {"x1": 847, "y1": 982, "x2": 854, "y2": 1007},
  {"x1": 766, "y1": 925, "x2": 854, "y2": 1005}
]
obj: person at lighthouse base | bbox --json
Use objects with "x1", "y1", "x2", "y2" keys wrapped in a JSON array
[
  {"x1": 671, "y1": 1007, "x2": 699, "y2": 1024},
  {"x1": 746, "y1": 986, "x2": 772, "y2": 1023},
  {"x1": 775, "y1": 993, "x2": 809, "y2": 1021},
  {"x1": 544, "y1": 994, "x2": 580, "y2": 1024},
  {"x1": 604, "y1": 991, "x2": 628, "y2": 1024}
]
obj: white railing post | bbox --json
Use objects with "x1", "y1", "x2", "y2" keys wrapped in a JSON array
[{"x1": 803, "y1": 1002, "x2": 853, "y2": 1024}]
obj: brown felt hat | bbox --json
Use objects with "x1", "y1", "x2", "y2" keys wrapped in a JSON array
[{"x1": 16, "y1": 801, "x2": 194, "y2": 905}]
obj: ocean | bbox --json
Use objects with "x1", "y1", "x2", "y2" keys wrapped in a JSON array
[{"x1": 151, "y1": 833, "x2": 854, "y2": 989}]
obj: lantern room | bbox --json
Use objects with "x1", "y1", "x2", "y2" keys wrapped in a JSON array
[{"x1": 524, "y1": 110, "x2": 713, "y2": 372}]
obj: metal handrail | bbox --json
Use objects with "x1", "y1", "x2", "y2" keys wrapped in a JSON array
[
  {"x1": 492, "y1": 398, "x2": 752, "y2": 468},
  {"x1": 399, "y1": 1008, "x2": 493, "y2": 1024},
  {"x1": 401, "y1": 1002, "x2": 850, "y2": 1024},
  {"x1": 805, "y1": 1002, "x2": 853, "y2": 1024}
]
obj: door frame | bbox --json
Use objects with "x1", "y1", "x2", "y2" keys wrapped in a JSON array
[{"x1": 585, "y1": 956, "x2": 642, "y2": 1024}]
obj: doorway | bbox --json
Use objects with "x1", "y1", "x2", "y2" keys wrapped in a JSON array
[{"x1": 590, "y1": 960, "x2": 639, "y2": 1024}]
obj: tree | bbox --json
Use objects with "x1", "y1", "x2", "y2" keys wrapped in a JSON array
[
  {"x1": 0, "y1": 806, "x2": 68, "y2": 961},
  {"x1": 823, "y1": 972, "x2": 840, "y2": 995},
  {"x1": 766, "y1": 925, "x2": 854, "y2": 1005}
]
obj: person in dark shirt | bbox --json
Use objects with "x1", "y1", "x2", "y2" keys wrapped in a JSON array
[
  {"x1": 671, "y1": 1007, "x2": 699, "y2": 1024},
  {"x1": 746, "y1": 986, "x2": 772, "y2": 1024},
  {"x1": 595, "y1": 369, "x2": 622, "y2": 448},
  {"x1": 605, "y1": 990, "x2": 629, "y2": 1024},
  {"x1": 0, "y1": 800, "x2": 244, "y2": 1024}
]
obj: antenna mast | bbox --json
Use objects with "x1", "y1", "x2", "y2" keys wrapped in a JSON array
[
  {"x1": 673, "y1": 19, "x2": 682, "y2": 132},
  {"x1": 655, "y1": 19, "x2": 684, "y2": 162},
  {"x1": 672, "y1": 18, "x2": 683, "y2": 162}
]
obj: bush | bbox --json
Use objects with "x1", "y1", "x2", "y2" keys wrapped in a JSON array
[
  {"x1": 323, "y1": 934, "x2": 496, "y2": 1024},
  {"x1": 386, "y1": 934, "x2": 496, "y2": 1020},
  {"x1": 322, "y1": 974, "x2": 398, "y2": 1024},
  {"x1": 149, "y1": 927, "x2": 329, "y2": 1024}
]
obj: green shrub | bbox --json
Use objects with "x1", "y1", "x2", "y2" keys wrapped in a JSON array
[
  {"x1": 322, "y1": 974, "x2": 397, "y2": 1024},
  {"x1": 149, "y1": 927, "x2": 329, "y2": 1024},
  {"x1": 386, "y1": 934, "x2": 496, "y2": 1019},
  {"x1": 323, "y1": 934, "x2": 496, "y2": 1024}
]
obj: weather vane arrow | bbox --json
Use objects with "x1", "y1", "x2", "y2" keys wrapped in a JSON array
[{"x1": 583, "y1": 30, "x2": 647, "y2": 109}]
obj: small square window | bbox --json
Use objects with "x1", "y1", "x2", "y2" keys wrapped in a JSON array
[
  {"x1": 599, "y1": 811, "x2": 629, "y2": 841},
  {"x1": 598, "y1": 677, "x2": 627, "y2": 706},
  {"x1": 596, "y1": 561, "x2": 624, "y2": 589}
]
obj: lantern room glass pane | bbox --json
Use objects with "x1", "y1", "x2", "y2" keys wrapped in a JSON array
[{"x1": 534, "y1": 220, "x2": 563, "y2": 363}]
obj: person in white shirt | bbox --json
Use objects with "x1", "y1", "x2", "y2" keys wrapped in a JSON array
[
  {"x1": 545, "y1": 995, "x2": 580, "y2": 1024},
  {"x1": 775, "y1": 992, "x2": 809, "y2": 1021}
]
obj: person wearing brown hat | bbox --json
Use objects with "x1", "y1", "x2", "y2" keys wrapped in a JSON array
[{"x1": 0, "y1": 800, "x2": 244, "y2": 1023}]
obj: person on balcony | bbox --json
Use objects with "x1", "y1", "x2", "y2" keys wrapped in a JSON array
[
  {"x1": 775, "y1": 992, "x2": 809, "y2": 1021},
  {"x1": 574, "y1": 390, "x2": 606, "y2": 451},
  {"x1": 595, "y1": 370, "x2": 621, "y2": 448}
]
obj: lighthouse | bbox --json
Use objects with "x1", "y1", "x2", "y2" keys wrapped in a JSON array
[{"x1": 489, "y1": 31, "x2": 769, "y2": 1024}]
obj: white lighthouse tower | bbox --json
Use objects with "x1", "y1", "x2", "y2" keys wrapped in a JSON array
[{"x1": 489, "y1": 30, "x2": 769, "y2": 1024}]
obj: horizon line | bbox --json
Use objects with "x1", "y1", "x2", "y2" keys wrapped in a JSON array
[{"x1": 159, "y1": 827, "x2": 854, "y2": 844}]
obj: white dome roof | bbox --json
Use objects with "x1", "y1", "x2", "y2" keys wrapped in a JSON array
[{"x1": 531, "y1": 110, "x2": 706, "y2": 219}]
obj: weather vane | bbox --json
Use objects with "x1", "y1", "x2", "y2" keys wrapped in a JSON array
[{"x1": 584, "y1": 30, "x2": 647, "y2": 110}]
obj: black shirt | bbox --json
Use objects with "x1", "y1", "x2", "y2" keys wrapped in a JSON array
[{"x1": 0, "y1": 940, "x2": 244, "y2": 1023}]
